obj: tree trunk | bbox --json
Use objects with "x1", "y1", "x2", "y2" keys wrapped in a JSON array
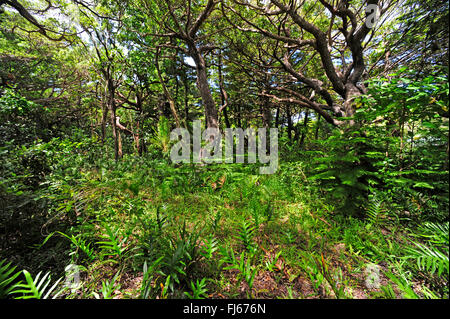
[
  {"x1": 275, "y1": 106, "x2": 280, "y2": 128},
  {"x1": 286, "y1": 105, "x2": 292, "y2": 140},
  {"x1": 117, "y1": 129, "x2": 123, "y2": 158},
  {"x1": 315, "y1": 114, "x2": 321, "y2": 140},
  {"x1": 299, "y1": 110, "x2": 309, "y2": 147},
  {"x1": 343, "y1": 83, "x2": 360, "y2": 126},
  {"x1": 183, "y1": 75, "x2": 189, "y2": 127},
  {"x1": 101, "y1": 84, "x2": 108, "y2": 144},
  {"x1": 261, "y1": 95, "x2": 271, "y2": 129},
  {"x1": 190, "y1": 47, "x2": 218, "y2": 129},
  {"x1": 218, "y1": 50, "x2": 231, "y2": 128},
  {"x1": 109, "y1": 102, "x2": 119, "y2": 161},
  {"x1": 108, "y1": 78, "x2": 119, "y2": 161}
]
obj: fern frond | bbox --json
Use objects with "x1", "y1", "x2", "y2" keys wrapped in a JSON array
[
  {"x1": 97, "y1": 225, "x2": 129, "y2": 261},
  {"x1": 417, "y1": 222, "x2": 449, "y2": 245},
  {"x1": 0, "y1": 259, "x2": 22, "y2": 298},
  {"x1": 12, "y1": 270, "x2": 63, "y2": 299},
  {"x1": 40, "y1": 232, "x2": 96, "y2": 261},
  {"x1": 407, "y1": 242, "x2": 449, "y2": 276},
  {"x1": 237, "y1": 221, "x2": 255, "y2": 252},
  {"x1": 367, "y1": 195, "x2": 383, "y2": 225}
]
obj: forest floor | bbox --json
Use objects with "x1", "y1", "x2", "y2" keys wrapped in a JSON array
[{"x1": 3, "y1": 150, "x2": 445, "y2": 299}]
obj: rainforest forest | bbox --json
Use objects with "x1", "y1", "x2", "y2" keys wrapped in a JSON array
[{"x1": 0, "y1": 0, "x2": 448, "y2": 301}]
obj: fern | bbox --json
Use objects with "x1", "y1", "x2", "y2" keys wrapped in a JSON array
[
  {"x1": 405, "y1": 222, "x2": 449, "y2": 276},
  {"x1": 237, "y1": 221, "x2": 256, "y2": 252},
  {"x1": 156, "y1": 205, "x2": 167, "y2": 234},
  {"x1": 366, "y1": 194, "x2": 383, "y2": 225},
  {"x1": 158, "y1": 221, "x2": 201, "y2": 286},
  {"x1": 210, "y1": 210, "x2": 222, "y2": 232},
  {"x1": 264, "y1": 202, "x2": 274, "y2": 222},
  {"x1": 407, "y1": 242, "x2": 449, "y2": 276},
  {"x1": 40, "y1": 231, "x2": 96, "y2": 262},
  {"x1": 200, "y1": 236, "x2": 218, "y2": 260},
  {"x1": 140, "y1": 257, "x2": 164, "y2": 299},
  {"x1": 221, "y1": 249, "x2": 257, "y2": 294},
  {"x1": 184, "y1": 278, "x2": 209, "y2": 299},
  {"x1": 219, "y1": 244, "x2": 237, "y2": 267},
  {"x1": 99, "y1": 272, "x2": 121, "y2": 299},
  {"x1": 97, "y1": 225, "x2": 129, "y2": 263},
  {"x1": 384, "y1": 271, "x2": 419, "y2": 299},
  {"x1": 417, "y1": 222, "x2": 449, "y2": 246},
  {"x1": 265, "y1": 251, "x2": 282, "y2": 272},
  {"x1": 0, "y1": 259, "x2": 22, "y2": 298},
  {"x1": 12, "y1": 270, "x2": 63, "y2": 299}
]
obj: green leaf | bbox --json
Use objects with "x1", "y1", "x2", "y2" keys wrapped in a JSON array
[{"x1": 413, "y1": 182, "x2": 434, "y2": 189}]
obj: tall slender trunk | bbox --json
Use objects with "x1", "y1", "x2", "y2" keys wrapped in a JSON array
[
  {"x1": 286, "y1": 105, "x2": 292, "y2": 140},
  {"x1": 300, "y1": 110, "x2": 309, "y2": 147},
  {"x1": 275, "y1": 106, "x2": 280, "y2": 128},
  {"x1": 399, "y1": 104, "x2": 406, "y2": 167},
  {"x1": 117, "y1": 129, "x2": 123, "y2": 158},
  {"x1": 218, "y1": 50, "x2": 231, "y2": 128},
  {"x1": 261, "y1": 92, "x2": 271, "y2": 129},
  {"x1": 262, "y1": 106, "x2": 271, "y2": 129},
  {"x1": 183, "y1": 75, "x2": 189, "y2": 127},
  {"x1": 109, "y1": 101, "x2": 119, "y2": 161},
  {"x1": 135, "y1": 92, "x2": 143, "y2": 155},
  {"x1": 101, "y1": 104, "x2": 108, "y2": 145},
  {"x1": 223, "y1": 105, "x2": 230, "y2": 128},
  {"x1": 107, "y1": 77, "x2": 119, "y2": 161},
  {"x1": 101, "y1": 84, "x2": 108, "y2": 144},
  {"x1": 135, "y1": 119, "x2": 141, "y2": 155},
  {"x1": 315, "y1": 114, "x2": 321, "y2": 140},
  {"x1": 190, "y1": 47, "x2": 218, "y2": 129},
  {"x1": 409, "y1": 121, "x2": 414, "y2": 162}
]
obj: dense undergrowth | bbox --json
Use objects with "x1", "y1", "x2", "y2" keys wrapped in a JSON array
[
  {"x1": 1, "y1": 127, "x2": 448, "y2": 299},
  {"x1": 1, "y1": 69, "x2": 449, "y2": 299}
]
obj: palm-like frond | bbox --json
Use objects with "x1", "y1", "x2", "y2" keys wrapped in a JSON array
[
  {"x1": 405, "y1": 222, "x2": 449, "y2": 276},
  {"x1": 367, "y1": 195, "x2": 383, "y2": 224},
  {"x1": 237, "y1": 221, "x2": 255, "y2": 252},
  {"x1": 97, "y1": 224, "x2": 129, "y2": 262},
  {"x1": 417, "y1": 222, "x2": 449, "y2": 245},
  {"x1": 12, "y1": 270, "x2": 63, "y2": 299},
  {"x1": 0, "y1": 259, "x2": 22, "y2": 298},
  {"x1": 407, "y1": 242, "x2": 449, "y2": 276}
]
